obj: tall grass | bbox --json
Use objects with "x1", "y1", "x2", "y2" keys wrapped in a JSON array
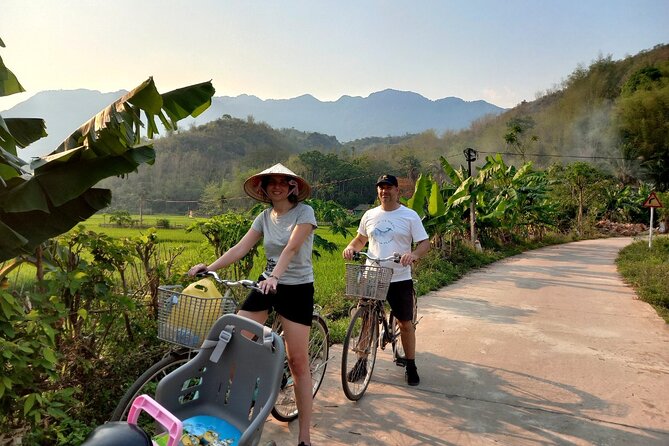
[{"x1": 616, "y1": 236, "x2": 669, "y2": 323}]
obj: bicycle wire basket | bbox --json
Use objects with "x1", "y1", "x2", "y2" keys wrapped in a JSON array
[
  {"x1": 345, "y1": 264, "x2": 394, "y2": 301},
  {"x1": 156, "y1": 285, "x2": 238, "y2": 348}
]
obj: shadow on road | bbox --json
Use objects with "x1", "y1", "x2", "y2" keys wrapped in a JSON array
[{"x1": 307, "y1": 352, "x2": 669, "y2": 445}]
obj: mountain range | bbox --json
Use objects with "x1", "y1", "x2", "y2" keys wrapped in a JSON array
[{"x1": 1, "y1": 88, "x2": 504, "y2": 160}]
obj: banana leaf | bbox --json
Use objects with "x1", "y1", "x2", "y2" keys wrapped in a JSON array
[
  {"x1": 406, "y1": 174, "x2": 431, "y2": 218},
  {"x1": 428, "y1": 179, "x2": 446, "y2": 216},
  {"x1": 0, "y1": 78, "x2": 214, "y2": 261}
]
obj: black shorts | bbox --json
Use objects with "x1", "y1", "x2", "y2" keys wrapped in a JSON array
[
  {"x1": 386, "y1": 279, "x2": 415, "y2": 322},
  {"x1": 240, "y1": 277, "x2": 314, "y2": 327}
]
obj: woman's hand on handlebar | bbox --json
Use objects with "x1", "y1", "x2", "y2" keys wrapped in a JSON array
[
  {"x1": 258, "y1": 276, "x2": 278, "y2": 294},
  {"x1": 188, "y1": 263, "x2": 208, "y2": 277}
]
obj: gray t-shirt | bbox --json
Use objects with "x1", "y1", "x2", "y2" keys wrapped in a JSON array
[{"x1": 251, "y1": 202, "x2": 317, "y2": 285}]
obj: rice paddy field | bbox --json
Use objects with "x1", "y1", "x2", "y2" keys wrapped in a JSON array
[{"x1": 5, "y1": 213, "x2": 352, "y2": 330}]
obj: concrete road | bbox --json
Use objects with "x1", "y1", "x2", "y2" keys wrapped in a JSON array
[{"x1": 261, "y1": 237, "x2": 669, "y2": 445}]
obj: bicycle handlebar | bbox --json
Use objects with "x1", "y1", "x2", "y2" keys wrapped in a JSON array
[
  {"x1": 352, "y1": 251, "x2": 401, "y2": 263},
  {"x1": 196, "y1": 270, "x2": 261, "y2": 291}
]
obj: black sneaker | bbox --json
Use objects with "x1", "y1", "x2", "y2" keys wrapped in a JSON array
[
  {"x1": 405, "y1": 365, "x2": 420, "y2": 386},
  {"x1": 347, "y1": 358, "x2": 367, "y2": 383}
]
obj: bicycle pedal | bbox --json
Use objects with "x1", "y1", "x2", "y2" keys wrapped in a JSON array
[{"x1": 395, "y1": 358, "x2": 407, "y2": 367}]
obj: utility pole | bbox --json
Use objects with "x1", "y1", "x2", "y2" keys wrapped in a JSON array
[{"x1": 464, "y1": 148, "x2": 478, "y2": 244}]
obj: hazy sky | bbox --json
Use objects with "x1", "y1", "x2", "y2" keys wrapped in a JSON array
[{"x1": 1, "y1": 0, "x2": 668, "y2": 111}]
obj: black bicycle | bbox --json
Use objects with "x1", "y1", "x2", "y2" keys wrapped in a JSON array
[
  {"x1": 340, "y1": 252, "x2": 418, "y2": 401},
  {"x1": 111, "y1": 271, "x2": 329, "y2": 425}
]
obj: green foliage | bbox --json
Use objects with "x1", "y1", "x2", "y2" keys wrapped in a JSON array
[
  {"x1": 0, "y1": 288, "x2": 79, "y2": 439},
  {"x1": 155, "y1": 218, "x2": 171, "y2": 229},
  {"x1": 187, "y1": 212, "x2": 258, "y2": 279},
  {"x1": 547, "y1": 162, "x2": 609, "y2": 235},
  {"x1": 617, "y1": 237, "x2": 669, "y2": 322},
  {"x1": 295, "y1": 150, "x2": 384, "y2": 208},
  {"x1": 406, "y1": 154, "x2": 557, "y2": 248},
  {"x1": 308, "y1": 198, "x2": 355, "y2": 258},
  {"x1": 503, "y1": 115, "x2": 538, "y2": 159},
  {"x1": 108, "y1": 210, "x2": 134, "y2": 227},
  {"x1": 616, "y1": 60, "x2": 669, "y2": 190}
]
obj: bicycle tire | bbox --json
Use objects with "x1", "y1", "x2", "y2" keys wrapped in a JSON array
[
  {"x1": 271, "y1": 314, "x2": 330, "y2": 422},
  {"x1": 390, "y1": 288, "x2": 417, "y2": 366},
  {"x1": 341, "y1": 305, "x2": 379, "y2": 401},
  {"x1": 110, "y1": 350, "x2": 192, "y2": 424}
]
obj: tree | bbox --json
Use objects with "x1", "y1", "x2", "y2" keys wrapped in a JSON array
[
  {"x1": 399, "y1": 155, "x2": 422, "y2": 182},
  {"x1": 550, "y1": 162, "x2": 607, "y2": 235},
  {"x1": 616, "y1": 62, "x2": 669, "y2": 191},
  {"x1": 0, "y1": 38, "x2": 215, "y2": 261},
  {"x1": 504, "y1": 116, "x2": 538, "y2": 161}
]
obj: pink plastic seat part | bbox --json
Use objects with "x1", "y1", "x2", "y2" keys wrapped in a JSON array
[{"x1": 128, "y1": 394, "x2": 183, "y2": 446}]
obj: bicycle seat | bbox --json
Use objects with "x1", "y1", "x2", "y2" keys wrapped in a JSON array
[
  {"x1": 81, "y1": 421, "x2": 151, "y2": 446},
  {"x1": 155, "y1": 313, "x2": 286, "y2": 446}
]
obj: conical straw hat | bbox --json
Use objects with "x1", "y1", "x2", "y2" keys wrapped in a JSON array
[{"x1": 243, "y1": 163, "x2": 311, "y2": 203}]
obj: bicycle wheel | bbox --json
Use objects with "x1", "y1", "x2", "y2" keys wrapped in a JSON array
[
  {"x1": 110, "y1": 349, "x2": 193, "y2": 428},
  {"x1": 271, "y1": 314, "x2": 330, "y2": 422},
  {"x1": 341, "y1": 305, "x2": 379, "y2": 401},
  {"x1": 390, "y1": 289, "x2": 417, "y2": 366}
]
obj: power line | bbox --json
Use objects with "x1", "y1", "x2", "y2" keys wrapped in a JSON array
[{"x1": 476, "y1": 150, "x2": 630, "y2": 161}]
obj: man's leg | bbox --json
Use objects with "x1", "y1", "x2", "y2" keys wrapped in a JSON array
[{"x1": 399, "y1": 319, "x2": 419, "y2": 385}]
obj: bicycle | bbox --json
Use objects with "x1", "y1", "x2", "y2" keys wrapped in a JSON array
[
  {"x1": 340, "y1": 252, "x2": 418, "y2": 401},
  {"x1": 111, "y1": 271, "x2": 329, "y2": 426}
]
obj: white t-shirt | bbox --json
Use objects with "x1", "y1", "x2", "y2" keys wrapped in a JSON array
[
  {"x1": 358, "y1": 205, "x2": 429, "y2": 282},
  {"x1": 251, "y1": 203, "x2": 317, "y2": 285}
]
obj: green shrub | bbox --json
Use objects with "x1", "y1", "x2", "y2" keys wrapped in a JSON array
[
  {"x1": 156, "y1": 218, "x2": 171, "y2": 229},
  {"x1": 616, "y1": 237, "x2": 669, "y2": 321},
  {"x1": 0, "y1": 290, "x2": 80, "y2": 443}
]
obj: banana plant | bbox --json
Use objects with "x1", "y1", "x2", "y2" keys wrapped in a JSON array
[
  {"x1": 404, "y1": 160, "x2": 469, "y2": 248},
  {"x1": 475, "y1": 154, "x2": 556, "y2": 239},
  {"x1": 0, "y1": 38, "x2": 215, "y2": 262}
]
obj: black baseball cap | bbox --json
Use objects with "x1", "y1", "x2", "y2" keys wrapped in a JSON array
[{"x1": 376, "y1": 174, "x2": 398, "y2": 187}]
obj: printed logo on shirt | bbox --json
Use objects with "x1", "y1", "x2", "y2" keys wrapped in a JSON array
[{"x1": 370, "y1": 219, "x2": 395, "y2": 245}]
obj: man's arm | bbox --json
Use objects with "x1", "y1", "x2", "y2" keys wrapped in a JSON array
[{"x1": 400, "y1": 238, "x2": 430, "y2": 266}]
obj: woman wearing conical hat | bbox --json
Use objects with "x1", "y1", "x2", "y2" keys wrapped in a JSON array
[{"x1": 189, "y1": 163, "x2": 316, "y2": 446}]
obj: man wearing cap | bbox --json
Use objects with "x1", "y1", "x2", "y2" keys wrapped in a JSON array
[{"x1": 343, "y1": 174, "x2": 430, "y2": 386}]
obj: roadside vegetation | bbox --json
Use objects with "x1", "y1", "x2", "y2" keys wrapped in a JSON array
[{"x1": 616, "y1": 236, "x2": 669, "y2": 323}]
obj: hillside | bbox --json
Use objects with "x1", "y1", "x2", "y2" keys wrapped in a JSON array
[
  {"x1": 99, "y1": 116, "x2": 404, "y2": 213},
  {"x1": 389, "y1": 43, "x2": 669, "y2": 186}
]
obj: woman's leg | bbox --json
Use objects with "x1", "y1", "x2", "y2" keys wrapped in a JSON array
[
  {"x1": 279, "y1": 316, "x2": 312, "y2": 445},
  {"x1": 236, "y1": 309, "x2": 269, "y2": 340}
]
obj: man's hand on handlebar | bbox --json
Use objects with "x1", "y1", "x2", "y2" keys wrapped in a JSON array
[
  {"x1": 399, "y1": 252, "x2": 419, "y2": 267},
  {"x1": 342, "y1": 247, "x2": 357, "y2": 260}
]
